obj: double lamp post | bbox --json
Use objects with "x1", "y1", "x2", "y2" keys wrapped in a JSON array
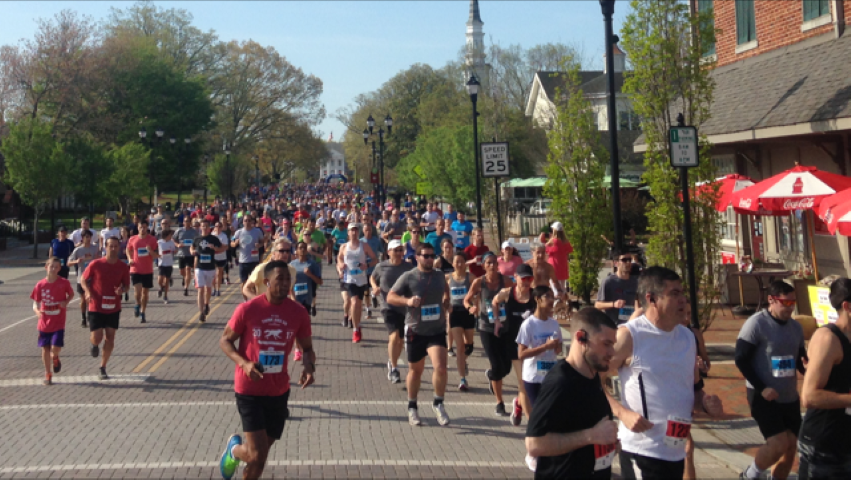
[{"x1": 363, "y1": 114, "x2": 392, "y2": 207}]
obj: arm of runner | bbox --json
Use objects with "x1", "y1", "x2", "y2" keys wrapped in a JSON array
[
  {"x1": 518, "y1": 339, "x2": 561, "y2": 360},
  {"x1": 336, "y1": 244, "x2": 346, "y2": 278},
  {"x1": 526, "y1": 417, "x2": 618, "y2": 458},
  {"x1": 364, "y1": 243, "x2": 378, "y2": 269},
  {"x1": 32, "y1": 301, "x2": 43, "y2": 316},
  {"x1": 734, "y1": 338, "x2": 771, "y2": 397},
  {"x1": 602, "y1": 327, "x2": 653, "y2": 432},
  {"x1": 297, "y1": 336, "x2": 316, "y2": 389},
  {"x1": 370, "y1": 269, "x2": 381, "y2": 297},
  {"x1": 464, "y1": 278, "x2": 481, "y2": 316},
  {"x1": 220, "y1": 326, "x2": 263, "y2": 381},
  {"x1": 242, "y1": 279, "x2": 258, "y2": 299},
  {"x1": 801, "y1": 327, "x2": 851, "y2": 409}
]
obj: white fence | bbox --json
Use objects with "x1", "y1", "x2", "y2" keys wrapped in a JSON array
[{"x1": 506, "y1": 214, "x2": 549, "y2": 237}]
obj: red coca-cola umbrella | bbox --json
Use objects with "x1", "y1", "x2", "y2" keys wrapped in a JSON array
[
  {"x1": 816, "y1": 188, "x2": 851, "y2": 236},
  {"x1": 691, "y1": 174, "x2": 755, "y2": 212}
]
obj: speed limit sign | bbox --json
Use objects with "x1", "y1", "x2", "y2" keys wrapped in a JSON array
[{"x1": 481, "y1": 142, "x2": 509, "y2": 178}]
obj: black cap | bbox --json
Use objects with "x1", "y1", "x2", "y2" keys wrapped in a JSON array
[{"x1": 516, "y1": 264, "x2": 534, "y2": 278}]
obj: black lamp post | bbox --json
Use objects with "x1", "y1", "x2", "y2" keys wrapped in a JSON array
[
  {"x1": 466, "y1": 75, "x2": 483, "y2": 228},
  {"x1": 253, "y1": 155, "x2": 260, "y2": 192},
  {"x1": 600, "y1": 0, "x2": 624, "y2": 255},
  {"x1": 203, "y1": 154, "x2": 210, "y2": 206},
  {"x1": 363, "y1": 114, "x2": 392, "y2": 207},
  {"x1": 176, "y1": 137, "x2": 190, "y2": 207},
  {"x1": 138, "y1": 127, "x2": 154, "y2": 206},
  {"x1": 223, "y1": 141, "x2": 232, "y2": 206}
]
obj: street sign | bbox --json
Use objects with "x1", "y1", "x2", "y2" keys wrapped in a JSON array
[
  {"x1": 481, "y1": 142, "x2": 510, "y2": 177},
  {"x1": 413, "y1": 164, "x2": 426, "y2": 179},
  {"x1": 370, "y1": 172, "x2": 379, "y2": 183},
  {"x1": 416, "y1": 182, "x2": 432, "y2": 196},
  {"x1": 669, "y1": 126, "x2": 699, "y2": 168}
]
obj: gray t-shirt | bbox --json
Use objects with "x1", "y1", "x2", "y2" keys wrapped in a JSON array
[
  {"x1": 738, "y1": 309, "x2": 805, "y2": 403},
  {"x1": 174, "y1": 228, "x2": 198, "y2": 258},
  {"x1": 596, "y1": 274, "x2": 639, "y2": 325},
  {"x1": 233, "y1": 227, "x2": 264, "y2": 264},
  {"x1": 391, "y1": 268, "x2": 447, "y2": 336},
  {"x1": 371, "y1": 260, "x2": 414, "y2": 315},
  {"x1": 68, "y1": 245, "x2": 99, "y2": 284}
]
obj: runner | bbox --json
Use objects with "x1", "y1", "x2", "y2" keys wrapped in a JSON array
[
  {"x1": 192, "y1": 219, "x2": 228, "y2": 323},
  {"x1": 463, "y1": 228, "x2": 490, "y2": 278},
  {"x1": 337, "y1": 223, "x2": 378, "y2": 342},
  {"x1": 126, "y1": 220, "x2": 159, "y2": 324},
  {"x1": 290, "y1": 242, "x2": 323, "y2": 316},
  {"x1": 497, "y1": 241, "x2": 523, "y2": 277},
  {"x1": 232, "y1": 216, "x2": 264, "y2": 301},
  {"x1": 447, "y1": 250, "x2": 476, "y2": 391},
  {"x1": 524, "y1": 307, "x2": 618, "y2": 478},
  {"x1": 30, "y1": 257, "x2": 75, "y2": 385},
  {"x1": 156, "y1": 229, "x2": 176, "y2": 304},
  {"x1": 798, "y1": 277, "x2": 851, "y2": 479},
  {"x1": 381, "y1": 210, "x2": 405, "y2": 245},
  {"x1": 425, "y1": 218, "x2": 452, "y2": 258},
  {"x1": 66, "y1": 230, "x2": 99, "y2": 327},
  {"x1": 242, "y1": 238, "x2": 297, "y2": 301},
  {"x1": 217, "y1": 260, "x2": 316, "y2": 480},
  {"x1": 527, "y1": 244, "x2": 566, "y2": 300},
  {"x1": 605, "y1": 267, "x2": 724, "y2": 479},
  {"x1": 371, "y1": 239, "x2": 415, "y2": 384},
  {"x1": 360, "y1": 222, "x2": 383, "y2": 319},
  {"x1": 386, "y1": 243, "x2": 451, "y2": 426},
  {"x1": 465, "y1": 252, "x2": 515, "y2": 415},
  {"x1": 735, "y1": 280, "x2": 805, "y2": 480},
  {"x1": 451, "y1": 211, "x2": 474, "y2": 251},
  {"x1": 595, "y1": 252, "x2": 640, "y2": 325},
  {"x1": 99, "y1": 217, "x2": 121, "y2": 256},
  {"x1": 81, "y1": 237, "x2": 131, "y2": 380},
  {"x1": 543, "y1": 222, "x2": 573, "y2": 294},
  {"x1": 174, "y1": 217, "x2": 198, "y2": 296},
  {"x1": 48, "y1": 226, "x2": 75, "y2": 279},
  {"x1": 213, "y1": 222, "x2": 229, "y2": 297}
]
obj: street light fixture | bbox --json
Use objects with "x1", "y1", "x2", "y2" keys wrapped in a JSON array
[
  {"x1": 466, "y1": 74, "x2": 483, "y2": 228},
  {"x1": 600, "y1": 0, "x2": 623, "y2": 255},
  {"x1": 176, "y1": 137, "x2": 191, "y2": 207},
  {"x1": 363, "y1": 114, "x2": 392, "y2": 207},
  {"x1": 223, "y1": 140, "x2": 232, "y2": 206},
  {"x1": 252, "y1": 155, "x2": 260, "y2": 191}
]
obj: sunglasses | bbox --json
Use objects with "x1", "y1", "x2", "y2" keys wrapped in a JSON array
[
  {"x1": 410, "y1": 230, "x2": 421, "y2": 234},
  {"x1": 275, "y1": 249, "x2": 290, "y2": 254},
  {"x1": 520, "y1": 276, "x2": 534, "y2": 282},
  {"x1": 619, "y1": 258, "x2": 632, "y2": 263},
  {"x1": 771, "y1": 297, "x2": 796, "y2": 307},
  {"x1": 418, "y1": 254, "x2": 436, "y2": 259}
]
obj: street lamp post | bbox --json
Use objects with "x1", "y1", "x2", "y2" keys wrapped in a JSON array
[
  {"x1": 223, "y1": 141, "x2": 232, "y2": 206},
  {"x1": 203, "y1": 154, "x2": 209, "y2": 206},
  {"x1": 363, "y1": 114, "x2": 393, "y2": 208},
  {"x1": 466, "y1": 75, "x2": 484, "y2": 228},
  {"x1": 252, "y1": 155, "x2": 260, "y2": 193},
  {"x1": 600, "y1": 0, "x2": 624, "y2": 255},
  {"x1": 177, "y1": 137, "x2": 190, "y2": 207}
]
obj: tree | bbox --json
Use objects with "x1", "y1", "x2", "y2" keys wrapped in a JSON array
[
  {"x1": 543, "y1": 66, "x2": 611, "y2": 303},
  {"x1": 254, "y1": 117, "x2": 327, "y2": 183},
  {"x1": 0, "y1": 118, "x2": 71, "y2": 257},
  {"x1": 621, "y1": 0, "x2": 720, "y2": 329},
  {"x1": 207, "y1": 153, "x2": 251, "y2": 202},
  {"x1": 102, "y1": 142, "x2": 150, "y2": 215},
  {"x1": 64, "y1": 134, "x2": 113, "y2": 214}
]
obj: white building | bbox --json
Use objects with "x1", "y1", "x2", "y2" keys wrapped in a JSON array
[{"x1": 320, "y1": 142, "x2": 347, "y2": 183}]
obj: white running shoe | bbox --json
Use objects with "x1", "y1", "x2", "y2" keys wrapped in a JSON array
[
  {"x1": 432, "y1": 403, "x2": 450, "y2": 426},
  {"x1": 408, "y1": 408, "x2": 422, "y2": 426}
]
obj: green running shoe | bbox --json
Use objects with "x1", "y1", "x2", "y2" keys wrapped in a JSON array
[{"x1": 219, "y1": 434, "x2": 242, "y2": 479}]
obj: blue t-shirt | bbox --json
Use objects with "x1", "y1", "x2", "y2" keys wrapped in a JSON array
[
  {"x1": 425, "y1": 232, "x2": 453, "y2": 257},
  {"x1": 289, "y1": 258, "x2": 322, "y2": 304},
  {"x1": 50, "y1": 239, "x2": 75, "y2": 265},
  {"x1": 443, "y1": 211, "x2": 458, "y2": 223},
  {"x1": 360, "y1": 236, "x2": 383, "y2": 275},
  {"x1": 332, "y1": 229, "x2": 348, "y2": 250},
  {"x1": 451, "y1": 220, "x2": 474, "y2": 249}
]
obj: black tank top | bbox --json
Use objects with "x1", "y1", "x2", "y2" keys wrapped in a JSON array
[
  {"x1": 799, "y1": 324, "x2": 851, "y2": 455},
  {"x1": 504, "y1": 286, "x2": 537, "y2": 330}
]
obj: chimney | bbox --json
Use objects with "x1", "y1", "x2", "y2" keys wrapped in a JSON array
[{"x1": 603, "y1": 44, "x2": 626, "y2": 73}]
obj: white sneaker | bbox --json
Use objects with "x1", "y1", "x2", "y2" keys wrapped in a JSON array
[
  {"x1": 408, "y1": 408, "x2": 422, "y2": 426},
  {"x1": 432, "y1": 403, "x2": 450, "y2": 426}
]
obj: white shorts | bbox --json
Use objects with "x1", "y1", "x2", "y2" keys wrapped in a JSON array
[{"x1": 194, "y1": 269, "x2": 217, "y2": 289}]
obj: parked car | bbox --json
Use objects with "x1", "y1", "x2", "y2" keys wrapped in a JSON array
[{"x1": 528, "y1": 199, "x2": 552, "y2": 215}]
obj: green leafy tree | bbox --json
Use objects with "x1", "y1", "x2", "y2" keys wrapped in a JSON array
[
  {"x1": 543, "y1": 67, "x2": 611, "y2": 303},
  {"x1": 207, "y1": 153, "x2": 250, "y2": 202},
  {"x1": 621, "y1": 0, "x2": 720, "y2": 329},
  {"x1": 65, "y1": 134, "x2": 113, "y2": 213},
  {"x1": 102, "y1": 142, "x2": 150, "y2": 215},
  {"x1": 0, "y1": 118, "x2": 71, "y2": 257}
]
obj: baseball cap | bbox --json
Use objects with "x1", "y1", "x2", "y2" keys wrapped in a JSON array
[
  {"x1": 501, "y1": 241, "x2": 513, "y2": 250},
  {"x1": 516, "y1": 264, "x2": 534, "y2": 278},
  {"x1": 282, "y1": 218, "x2": 290, "y2": 224},
  {"x1": 388, "y1": 239, "x2": 402, "y2": 250},
  {"x1": 551, "y1": 221, "x2": 564, "y2": 231},
  {"x1": 348, "y1": 222, "x2": 361, "y2": 230},
  {"x1": 58, "y1": 226, "x2": 68, "y2": 232}
]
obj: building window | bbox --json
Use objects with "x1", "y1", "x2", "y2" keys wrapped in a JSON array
[
  {"x1": 718, "y1": 206, "x2": 737, "y2": 242},
  {"x1": 617, "y1": 109, "x2": 640, "y2": 131},
  {"x1": 698, "y1": 0, "x2": 715, "y2": 56},
  {"x1": 803, "y1": 0, "x2": 830, "y2": 21},
  {"x1": 735, "y1": 0, "x2": 756, "y2": 45},
  {"x1": 778, "y1": 212, "x2": 807, "y2": 257}
]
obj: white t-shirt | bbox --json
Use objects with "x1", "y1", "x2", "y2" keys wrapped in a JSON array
[
  {"x1": 71, "y1": 228, "x2": 99, "y2": 246},
  {"x1": 100, "y1": 227, "x2": 121, "y2": 253},
  {"x1": 422, "y1": 211, "x2": 439, "y2": 231},
  {"x1": 215, "y1": 233, "x2": 229, "y2": 261},
  {"x1": 157, "y1": 239, "x2": 176, "y2": 267},
  {"x1": 515, "y1": 315, "x2": 563, "y2": 383}
]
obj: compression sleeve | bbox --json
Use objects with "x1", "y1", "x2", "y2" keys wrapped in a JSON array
[{"x1": 734, "y1": 339, "x2": 766, "y2": 393}]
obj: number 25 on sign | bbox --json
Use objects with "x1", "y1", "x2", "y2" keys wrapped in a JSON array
[{"x1": 669, "y1": 126, "x2": 699, "y2": 168}]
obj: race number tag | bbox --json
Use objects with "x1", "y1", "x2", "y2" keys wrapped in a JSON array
[
  {"x1": 101, "y1": 295, "x2": 116, "y2": 310},
  {"x1": 138, "y1": 247, "x2": 149, "y2": 257},
  {"x1": 618, "y1": 306, "x2": 635, "y2": 322},
  {"x1": 349, "y1": 268, "x2": 363, "y2": 276},
  {"x1": 183, "y1": 239, "x2": 193, "y2": 246},
  {"x1": 450, "y1": 287, "x2": 467, "y2": 301},
  {"x1": 486, "y1": 305, "x2": 506, "y2": 323},
  {"x1": 258, "y1": 350, "x2": 285, "y2": 374},
  {"x1": 294, "y1": 283, "x2": 308, "y2": 295},
  {"x1": 250, "y1": 250, "x2": 259, "y2": 257},
  {"x1": 200, "y1": 254, "x2": 212, "y2": 264},
  {"x1": 664, "y1": 416, "x2": 692, "y2": 448},
  {"x1": 771, "y1": 355, "x2": 795, "y2": 378},
  {"x1": 421, "y1": 304, "x2": 440, "y2": 321},
  {"x1": 43, "y1": 302, "x2": 60, "y2": 316},
  {"x1": 536, "y1": 360, "x2": 556, "y2": 376},
  {"x1": 60, "y1": 258, "x2": 66, "y2": 266},
  {"x1": 594, "y1": 443, "x2": 616, "y2": 471},
  {"x1": 336, "y1": 237, "x2": 346, "y2": 245}
]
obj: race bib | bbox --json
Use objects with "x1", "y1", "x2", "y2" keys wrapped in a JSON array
[
  {"x1": 258, "y1": 350, "x2": 285, "y2": 374},
  {"x1": 200, "y1": 254, "x2": 212, "y2": 264},
  {"x1": 618, "y1": 306, "x2": 635, "y2": 321},
  {"x1": 84, "y1": 253, "x2": 92, "y2": 259},
  {"x1": 486, "y1": 305, "x2": 506, "y2": 323},
  {"x1": 138, "y1": 247, "x2": 149, "y2": 257},
  {"x1": 771, "y1": 355, "x2": 795, "y2": 378},
  {"x1": 536, "y1": 360, "x2": 556, "y2": 376},
  {"x1": 349, "y1": 268, "x2": 363, "y2": 276},
  {"x1": 43, "y1": 303, "x2": 60, "y2": 316},
  {"x1": 450, "y1": 287, "x2": 467, "y2": 301},
  {"x1": 250, "y1": 250, "x2": 259, "y2": 257},
  {"x1": 102, "y1": 295, "x2": 116, "y2": 310},
  {"x1": 183, "y1": 239, "x2": 193, "y2": 246},
  {"x1": 336, "y1": 237, "x2": 346, "y2": 245},
  {"x1": 60, "y1": 258, "x2": 66, "y2": 266},
  {"x1": 664, "y1": 416, "x2": 692, "y2": 449},
  {"x1": 294, "y1": 283, "x2": 308, "y2": 295},
  {"x1": 593, "y1": 443, "x2": 617, "y2": 471},
  {"x1": 421, "y1": 304, "x2": 440, "y2": 322}
]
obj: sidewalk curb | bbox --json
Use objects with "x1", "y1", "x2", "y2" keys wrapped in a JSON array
[{"x1": 691, "y1": 424, "x2": 752, "y2": 475}]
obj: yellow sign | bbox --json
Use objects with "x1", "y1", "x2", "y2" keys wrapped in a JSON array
[
  {"x1": 414, "y1": 165, "x2": 426, "y2": 179},
  {"x1": 808, "y1": 285, "x2": 837, "y2": 327},
  {"x1": 416, "y1": 182, "x2": 432, "y2": 196}
]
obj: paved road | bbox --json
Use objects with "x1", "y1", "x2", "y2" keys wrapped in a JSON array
[{"x1": 0, "y1": 256, "x2": 757, "y2": 479}]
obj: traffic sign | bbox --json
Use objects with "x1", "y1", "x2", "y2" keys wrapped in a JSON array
[
  {"x1": 416, "y1": 182, "x2": 432, "y2": 196},
  {"x1": 481, "y1": 142, "x2": 510, "y2": 177},
  {"x1": 669, "y1": 126, "x2": 699, "y2": 168},
  {"x1": 413, "y1": 164, "x2": 426, "y2": 179}
]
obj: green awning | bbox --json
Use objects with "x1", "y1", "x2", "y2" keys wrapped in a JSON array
[
  {"x1": 504, "y1": 177, "x2": 546, "y2": 188},
  {"x1": 603, "y1": 176, "x2": 641, "y2": 188}
]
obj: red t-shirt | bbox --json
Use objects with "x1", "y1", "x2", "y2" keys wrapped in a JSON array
[
  {"x1": 81, "y1": 258, "x2": 131, "y2": 314},
  {"x1": 205, "y1": 213, "x2": 219, "y2": 224},
  {"x1": 127, "y1": 235, "x2": 158, "y2": 274},
  {"x1": 30, "y1": 277, "x2": 75, "y2": 333},
  {"x1": 260, "y1": 217, "x2": 273, "y2": 234},
  {"x1": 546, "y1": 238, "x2": 574, "y2": 281},
  {"x1": 464, "y1": 244, "x2": 490, "y2": 278},
  {"x1": 228, "y1": 295, "x2": 312, "y2": 397}
]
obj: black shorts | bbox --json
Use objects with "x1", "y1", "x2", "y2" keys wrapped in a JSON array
[
  {"x1": 87, "y1": 311, "x2": 120, "y2": 331},
  {"x1": 406, "y1": 331, "x2": 447, "y2": 364},
  {"x1": 215, "y1": 260, "x2": 227, "y2": 268},
  {"x1": 235, "y1": 391, "x2": 290, "y2": 440},
  {"x1": 343, "y1": 283, "x2": 367, "y2": 299},
  {"x1": 178, "y1": 257, "x2": 194, "y2": 270},
  {"x1": 239, "y1": 262, "x2": 259, "y2": 283},
  {"x1": 625, "y1": 452, "x2": 685, "y2": 480},
  {"x1": 58, "y1": 266, "x2": 70, "y2": 279},
  {"x1": 158, "y1": 266, "x2": 173, "y2": 279},
  {"x1": 747, "y1": 389, "x2": 802, "y2": 440},
  {"x1": 449, "y1": 307, "x2": 476, "y2": 330},
  {"x1": 76, "y1": 284, "x2": 86, "y2": 296},
  {"x1": 131, "y1": 273, "x2": 154, "y2": 289},
  {"x1": 384, "y1": 310, "x2": 406, "y2": 335}
]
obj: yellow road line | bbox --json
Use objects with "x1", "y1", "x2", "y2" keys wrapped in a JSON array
[
  {"x1": 147, "y1": 288, "x2": 240, "y2": 373},
  {"x1": 132, "y1": 285, "x2": 235, "y2": 373}
]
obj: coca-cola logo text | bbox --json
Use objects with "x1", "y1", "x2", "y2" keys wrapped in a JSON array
[
  {"x1": 738, "y1": 198, "x2": 753, "y2": 209},
  {"x1": 783, "y1": 197, "x2": 815, "y2": 209},
  {"x1": 824, "y1": 208, "x2": 834, "y2": 224}
]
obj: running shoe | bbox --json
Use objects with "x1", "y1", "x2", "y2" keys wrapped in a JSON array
[
  {"x1": 200, "y1": 312, "x2": 207, "y2": 323},
  {"x1": 485, "y1": 369, "x2": 494, "y2": 395},
  {"x1": 224, "y1": 278, "x2": 230, "y2": 285},
  {"x1": 81, "y1": 318, "x2": 87, "y2": 328},
  {"x1": 458, "y1": 378, "x2": 469, "y2": 392},
  {"x1": 390, "y1": 368, "x2": 401, "y2": 384},
  {"x1": 432, "y1": 403, "x2": 450, "y2": 426},
  {"x1": 98, "y1": 367, "x2": 108, "y2": 380},
  {"x1": 157, "y1": 289, "x2": 163, "y2": 299},
  {"x1": 184, "y1": 288, "x2": 188, "y2": 296},
  {"x1": 140, "y1": 313, "x2": 146, "y2": 324},
  {"x1": 294, "y1": 350, "x2": 303, "y2": 362},
  {"x1": 134, "y1": 305, "x2": 140, "y2": 317},
  {"x1": 90, "y1": 344, "x2": 99, "y2": 358},
  {"x1": 510, "y1": 397, "x2": 523, "y2": 426},
  {"x1": 495, "y1": 402, "x2": 507, "y2": 416},
  {"x1": 52, "y1": 356, "x2": 61, "y2": 374},
  {"x1": 311, "y1": 305, "x2": 316, "y2": 316},
  {"x1": 341, "y1": 316, "x2": 349, "y2": 327},
  {"x1": 43, "y1": 373, "x2": 52, "y2": 386},
  {"x1": 366, "y1": 307, "x2": 372, "y2": 319},
  {"x1": 352, "y1": 330, "x2": 362, "y2": 343},
  {"x1": 163, "y1": 297, "x2": 169, "y2": 304},
  {"x1": 408, "y1": 408, "x2": 422, "y2": 426},
  {"x1": 220, "y1": 434, "x2": 242, "y2": 480},
  {"x1": 448, "y1": 347, "x2": 456, "y2": 357},
  {"x1": 205, "y1": 304, "x2": 210, "y2": 315}
]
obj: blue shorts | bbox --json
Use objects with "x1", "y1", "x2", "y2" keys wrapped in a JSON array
[{"x1": 38, "y1": 330, "x2": 65, "y2": 348}]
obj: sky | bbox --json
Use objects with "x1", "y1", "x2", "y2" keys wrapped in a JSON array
[{"x1": 0, "y1": 1, "x2": 628, "y2": 140}]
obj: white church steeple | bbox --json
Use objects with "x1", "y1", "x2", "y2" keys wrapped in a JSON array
[{"x1": 465, "y1": 0, "x2": 488, "y2": 83}]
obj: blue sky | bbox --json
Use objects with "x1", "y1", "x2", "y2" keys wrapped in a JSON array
[{"x1": 0, "y1": 1, "x2": 628, "y2": 139}]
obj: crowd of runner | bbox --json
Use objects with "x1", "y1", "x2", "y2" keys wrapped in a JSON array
[{"x1": 28, "y1": 181, "x2": 851, "y2": 479}]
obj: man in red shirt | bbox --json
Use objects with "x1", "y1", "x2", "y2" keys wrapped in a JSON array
[
  {"x1": 30, "y1": 257, "x2": 75, "y2": 385},
  {"x1": 82, "y1": 237, "x2": 131, "y2": 380},
  {"x1": 126, "y1": 220, "x2": 159, "y2": 324},
  {"x1": 463, "y1": 228, "x2": 490, "y2": 278},
  {"x1": 218, "y1": 261, "x2": 316, "y2": 480}
]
